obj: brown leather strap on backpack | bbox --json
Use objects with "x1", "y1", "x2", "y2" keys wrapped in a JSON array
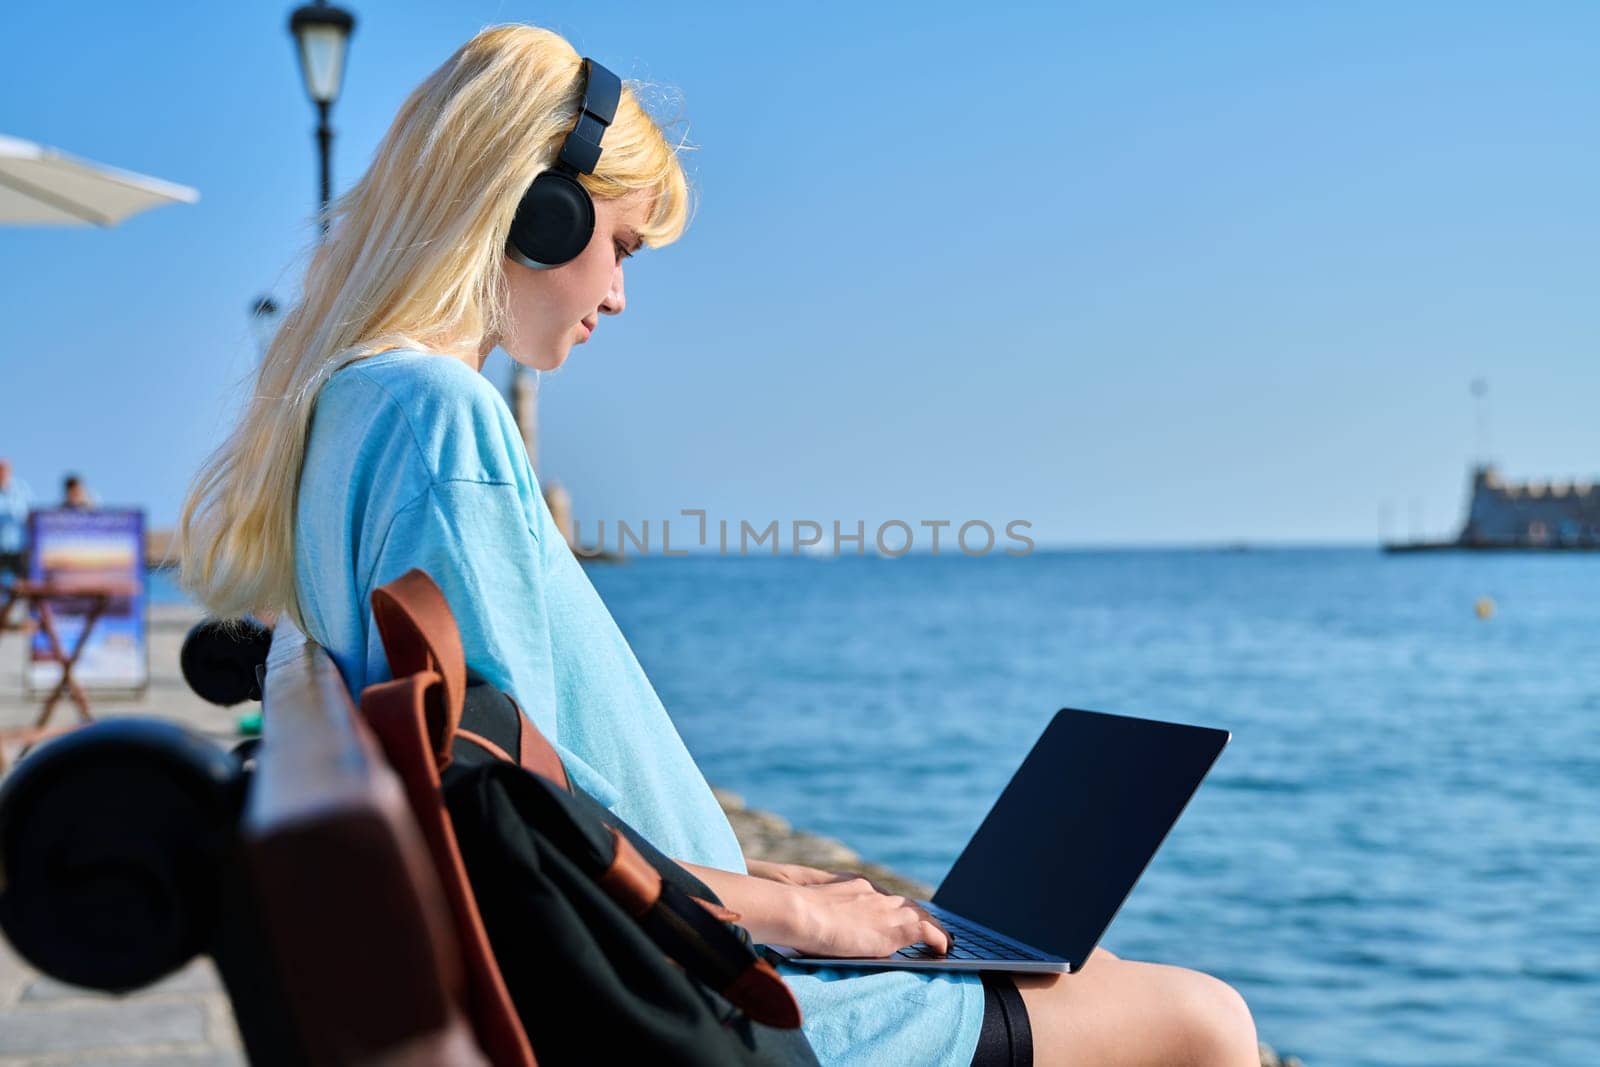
[
  {"x1": 371, "y1": 570, "x2": 466, "y2": 771},
  {"x1": 362, "y1": 573, "x2": 536, "y2": 1067},
  {"x1": 372, "y1": 569, "x2": 567, "y2": 788},
  {"x1": 513, "y1": 697, "x2": 568, "y2": 789},
  {"x1": 368, "y1": 568, "x2": 801, "y2": 1034},
  {"x1": 598, "y1": 829, "x2": 801, "y2": 1030}
]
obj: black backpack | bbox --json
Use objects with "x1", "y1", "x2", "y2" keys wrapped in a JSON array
[{"x1": 359, "y1": 569, "x2": 820, "y2": 1066}]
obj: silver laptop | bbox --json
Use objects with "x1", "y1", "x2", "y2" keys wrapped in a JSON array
[{"x1": 769, "y1": 707, "x2": 1229, "y2": 973}]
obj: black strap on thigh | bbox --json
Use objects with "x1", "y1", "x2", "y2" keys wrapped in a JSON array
[{"x1": 972, "y1": 973, "x2": 1034, "y2": 1067}]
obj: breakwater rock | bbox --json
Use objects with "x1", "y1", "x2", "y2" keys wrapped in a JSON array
[
  {"x1": 712, "y1": 787, "x2": 1305, "y2": 1067},
  {"x1": 1258, "y1": 1045, "x2": 1307, "y2": 1067},
  {"x1": 714, "y1": 786, "x2": 931, "y2": 898}
]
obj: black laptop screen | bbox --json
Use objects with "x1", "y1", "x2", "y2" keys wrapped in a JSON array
[{"x1": 932, "y1": 708, "x2": 1229, "y2": 967}]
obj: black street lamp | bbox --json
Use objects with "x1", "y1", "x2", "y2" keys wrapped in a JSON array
[
  {"x1": 250, "y1": 295, "x2": 282, "y2": 359},
  {"x1": 288, "y1": 1, "x2": 356, "y2": 234}
]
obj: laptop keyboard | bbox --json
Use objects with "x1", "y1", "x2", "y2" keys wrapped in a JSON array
[{"x1": 896, "y1": 909, "x2": 1054, "y2": 963}]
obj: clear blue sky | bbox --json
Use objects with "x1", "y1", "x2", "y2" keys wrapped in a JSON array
[{"x1": 2, "y1": 1, "x2": 1595, "y2": 546}]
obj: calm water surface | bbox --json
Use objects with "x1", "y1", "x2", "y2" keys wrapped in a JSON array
[{"x1": 586, "y1": 549, "x2": 1598, "y2": 1067}]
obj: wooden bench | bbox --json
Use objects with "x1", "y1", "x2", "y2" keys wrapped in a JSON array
[{"x1": 0, "y1": 618, "x2": 498, "y2": 1064}]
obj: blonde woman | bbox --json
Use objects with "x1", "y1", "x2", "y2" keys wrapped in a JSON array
[{"x1": 180, "y1": 25, "x2": 1258, "y2": 1067}]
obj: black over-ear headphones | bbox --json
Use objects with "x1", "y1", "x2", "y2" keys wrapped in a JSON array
[{"x1": 505, "y1": 58, "x2": 623, "y2": 271}]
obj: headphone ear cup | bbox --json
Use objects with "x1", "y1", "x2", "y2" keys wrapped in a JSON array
[{"x1": 507, "y1": 170, "x2": 595, "y2": 269}]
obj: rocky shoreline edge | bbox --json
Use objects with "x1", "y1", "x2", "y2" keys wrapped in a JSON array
[{"x1": 715, "y1": 787, "x2": 1306, "y2": 1067}]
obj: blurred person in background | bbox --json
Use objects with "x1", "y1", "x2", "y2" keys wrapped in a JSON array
[
  {"x1": 176, "y1": 24, "x2": 1256, "y2": 1067},
  {"x1": 61, "y1": 473, "x2": 94, "y2": 510},
  {"x1": 0, "y1": 457, "x2": 31, "y2": 581}
]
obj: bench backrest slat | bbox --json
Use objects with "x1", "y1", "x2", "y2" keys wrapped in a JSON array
[{"x1": 244, "y1": 618, "x2": 492, "y2": 1066}]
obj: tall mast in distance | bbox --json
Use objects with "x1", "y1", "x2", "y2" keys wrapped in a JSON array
[{"x1": 1470, "y1": 377, "x2": 1491, "y2": 468}]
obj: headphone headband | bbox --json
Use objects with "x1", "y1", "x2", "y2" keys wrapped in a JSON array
[
  {"x1": 556, "y1": 58, "x2": 621, "y2": 175},
  {"x1": 505, "y1": 56, "x2": 623, "y2": 271}
]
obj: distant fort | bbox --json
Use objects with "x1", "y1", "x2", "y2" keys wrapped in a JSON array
[{"x1": 1387, "y1": 464, "x2": 1600, "y2": 552}]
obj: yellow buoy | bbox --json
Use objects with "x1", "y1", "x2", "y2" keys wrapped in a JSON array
[{"x1": 1475, "y1": 597, "x2": 1495, "y2": 620}]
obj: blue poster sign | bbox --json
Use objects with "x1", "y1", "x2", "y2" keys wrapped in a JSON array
[{"x1": 24, "y1": 508, "x2": 149, "y2": 693}]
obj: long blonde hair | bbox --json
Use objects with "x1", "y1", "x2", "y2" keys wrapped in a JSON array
[{"x1": 179, "y1": 24, "x2": 692, "y2": 626}]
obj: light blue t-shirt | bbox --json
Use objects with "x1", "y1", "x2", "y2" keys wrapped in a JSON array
[{"x1": 293, "y1": 349, "x2": 985, "y2": 1066}]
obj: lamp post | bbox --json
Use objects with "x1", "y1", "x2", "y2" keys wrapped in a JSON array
[
  {"x1": 288, "y1": 1, "x2": 356, "y2": 234},
  {"x1": 249, "y1": 295, "x2": 282, "y2": 359}
]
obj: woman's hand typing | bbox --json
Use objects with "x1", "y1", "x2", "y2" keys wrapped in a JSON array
[
  {"x1": 679, "y1": 860, "x2": 951, "y2": 959},
  {"x1": 784, "y1": 875, "x2": 952, "y2": 959}
]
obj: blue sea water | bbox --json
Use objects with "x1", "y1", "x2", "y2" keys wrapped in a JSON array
[
  {"x1": 586, "y1": 549, "x2": 1599, "y2": 1067},
  {"x1": 150, "y1": 549, "x2": 1599, "y2": 1064}
]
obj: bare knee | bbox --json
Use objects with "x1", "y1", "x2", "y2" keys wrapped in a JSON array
[
  {"x1": 1172, "y1": 971, "x2": 1258, "y2": 1067},
  {"x1": 1017, "y1": 956, "x2": 1255, "y2": 1067}
]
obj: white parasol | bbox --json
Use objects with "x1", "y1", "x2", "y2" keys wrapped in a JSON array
[{"x1": 0, "y1": 133, "x2": 198, "y2": 227}]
